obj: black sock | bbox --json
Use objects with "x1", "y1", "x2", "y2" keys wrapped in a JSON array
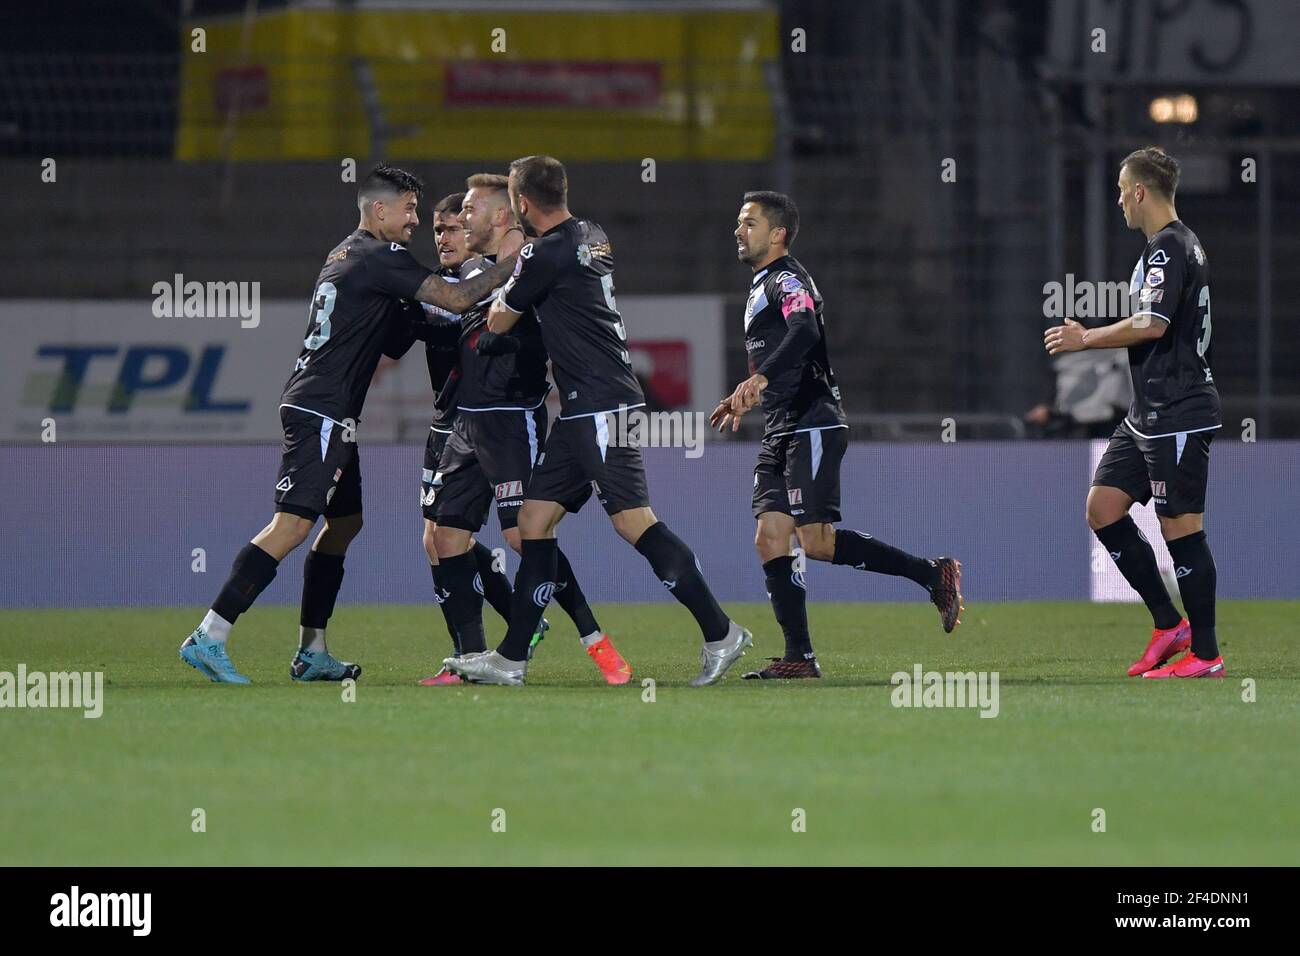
[
  {"x1": 429, "y1": 563, "x2": 462, "y2": 657},
  {"x1": 433, "y1": 551, "x2": 486, "y2": 654},
  {"x1": 211, "y1": 543, "x2": 280, "y2": 624},
  {"x1": 634, "y1": 523, "x2": 730, "y2": 643},
  {"x1": 300, "y1": 551, "x2": 345, "y2": 629},
  {"x1": 498, "y1": 539, "x2": 558, "y2": 662},
  {"x1": 831, "y1": 529, "x2": 939, "y2": 588},
  {"x1": 1093, "y1": 516, "x2": 1182, "y2": 630},
  {"x1": 554, "y1": 547, "x2": 600, "y2": 637},
  {"x1": 764, "y1": 555, "x2": 812, "y2": 661},
  {"x1": 472, "y1": 541, "x2": 514, "y2": 624},
  {"x1": 1166, "y1": 531, "x2": 1218, "y2": 659}
]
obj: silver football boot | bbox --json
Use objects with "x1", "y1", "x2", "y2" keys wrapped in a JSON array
[
  {"x1": 444, "y1": 650, "x2": 527, "y2": 686},
  {"x1": 689, "y1": 622, "x2": 754, "y2": 686}
]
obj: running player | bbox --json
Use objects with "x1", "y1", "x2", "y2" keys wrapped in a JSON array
[{"x1": 713, "y1": 191, "x2": 963, "y2": 679}]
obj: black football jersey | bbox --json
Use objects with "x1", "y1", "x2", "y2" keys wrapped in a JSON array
[
  {"x1": 742, "y1": 255, "x2": 846, "y2": 439},
  {"x1": 281, "y1": 229, "x2": 433, "y2": 423},
  {"x1": 1124, "y1": 220, "x2": 1220, "y2": 436},
  {"x1": 422, "y1": 266, "x2": 461, "y2": 430},
  {"x1": 500, "y1": 217, "x2": 643, "y2": 418},
  {"x1": 453, "y1": 254, "x2": 550, "y2": 410}
]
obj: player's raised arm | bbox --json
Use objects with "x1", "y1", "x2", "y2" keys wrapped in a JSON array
[{"x1": 416, "y1": 256, "x2": 516, "y2": 313}]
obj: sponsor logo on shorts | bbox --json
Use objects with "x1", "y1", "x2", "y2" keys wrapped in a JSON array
[
  {"x1": 495, "y1": 480, "x2": 524, "y2": 500},
  {"x1": 787, "y1": 487, "x2": 803, "y2": 505},
  {"x1": 532, "y1": 582, "x2": 555, "y2": 607},
  {"x1": 421, "y1": 485, "x2": 436, "y2": 507},
  {"x1": 333, "y1": 467, "x2": 343, "y2": 482},
  {"x1": 1150, "y1": 480, "x2": 1166, "y2": 497},
  {"x1": 275, "y1": 476, "x2": 293, "y2": 493}
]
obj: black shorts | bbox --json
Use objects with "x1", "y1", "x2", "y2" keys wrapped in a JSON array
[
  {"x1": 752, "y1": 426, "x2": 848, "y2": 526},
  {"x1": 274, "y1": 407, "x2": 363, "y2": 520},
  {"x1": 420, "y1": 426, "x2": 453, "y2": 521},
  {"x1": 1092, "y1": 422, "x2": 1215, "y2": 517},
  {"x1": 526, "y1": 412, "x2": 651, "y2": 516},
  {"x1": 432, "y1": 406, "x2": 547, "y2": 532}
]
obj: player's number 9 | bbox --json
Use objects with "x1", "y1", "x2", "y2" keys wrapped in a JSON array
[
  {"x1": 1196, "y1": 286, "x2": 1212, "y2": 358},
  {"x1": 305, "y1": 281, "x2": 337, "y2": 351}
]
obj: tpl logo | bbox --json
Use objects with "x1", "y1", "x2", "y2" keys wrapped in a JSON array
[{"x1": 34, "y1": 345, "x2": 249, "y2": 413}]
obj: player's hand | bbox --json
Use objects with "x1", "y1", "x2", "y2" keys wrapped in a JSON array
[
  {"x1": 498, "y1": 227, "x2": 526, "y2": 259},
  {"x1": 1044, "y1": 319, "x2": 1087, "y2": 355},
  {"x1": 734, "y1": 373, "x2": 768, "y2": 411},
  {"x1": 476, "y1": 330, "x2": 521, "y2": 356},
  {"x1": 710, "y1": 396, "x2": 745, "y2": 433}
]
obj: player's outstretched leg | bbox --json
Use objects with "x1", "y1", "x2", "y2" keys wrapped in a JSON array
[
  {"x1": 827, "y1": 528, "x2": 963, "y2": 632},
  {"x1": 742, "y1": 511, "x2": 820, "y2": 679},
  {"x1": 291, "y1": 515, "x2": 363, "y2": 682},
  {"x1": 180, "y1": 521, "x2": 300, "y2": 685},
  {"x1": 1145, "y1": 525, "x2": 1224, "y2": 679},
  {"x1": 619, "y1": 515, "x2": 751, "y2": 686},
  {"x1": 1087, "y1": 487, "x2": 1190, "y2": 675}
]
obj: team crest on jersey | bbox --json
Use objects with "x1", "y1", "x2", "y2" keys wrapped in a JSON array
[
  {"x1": 576, "y1": 243, "x2": 592, "y2": 266},
  {"x1": 1193, "y1": 244, "x2": 1205, "y2": 264},
  {"x1": 495, "y1": 480, "x2": 524, "y2": 500},
  {"x1": 1145, "y1": 267, "x2": 1164, "y2": 287},
  {"x1": 1147, "y1": 248, "x2": 1169, "y2": 266}
]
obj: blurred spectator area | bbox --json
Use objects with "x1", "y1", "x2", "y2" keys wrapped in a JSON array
[{"x1": 1, "y1": 0, "x2": 1297, "y2": 434}]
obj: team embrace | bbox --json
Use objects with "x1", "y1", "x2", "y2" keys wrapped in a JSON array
[{"x1": 179, "y1": 147, "x2": 1223, "y2": 687}]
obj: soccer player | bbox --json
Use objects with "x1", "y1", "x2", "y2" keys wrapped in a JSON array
[
  {"x1": 445, "y1": 155, "x2": 753, "y2": 686},
  {"x1": 179, "y1": 163, "x2": 521, "y2": 685},
  {"x1": 427, "y1": 174, "x2": 632, "y2": 685},
  {"x1": 414, "y1": 191, "x2": 524, "y2": 685},
  {"x1": 1045, "y1": 147, "x2": 1224, "y2": 679},
  {"x1": 712, "y1": 191, "x2": 964, "y2": 679}
]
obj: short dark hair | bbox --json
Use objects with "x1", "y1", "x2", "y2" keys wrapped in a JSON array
[
  {"x1": 1121, "y1": 147, "x2": 1180, "y2": 200},
  {"x1": 508, "y1": 155, "x2": 567, "y2": 210},
  {"x1": 433, "y1": 192, "x2": 465, "y2": 217},
  {"x1": 358, "y1": 162, "x2": 424, "y2": 211},
  {"x1": 743, "y1": 190, "x2": 799, "y2": 246},
  {"x1": 466, "y1": 173, "x2": 509, "y2": 193}
]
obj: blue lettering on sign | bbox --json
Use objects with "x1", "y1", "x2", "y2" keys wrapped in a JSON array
[{"x1": 35, "y1": 344, "x2": 251, "y2": 414}]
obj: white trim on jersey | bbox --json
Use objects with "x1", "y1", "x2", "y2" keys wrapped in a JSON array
[
  {"x1": 558, "y1": 402, "x2": 647, "y2": 421},
  {"x1": 594, "y1": 411, "x2": 610, "y2": 462},
  {"x1": 430, "y1": 425, "x2": 453, "y2": 434},
  {"x1": 1131, "y1": 310, "x2": 1171, "y2": 324},
  {"x1": 765, "y1": 423, "x2": 849, "y2": 440},
  {"x1": 524, "y1": 408, "x2": 541, "y2": 466},
  {"x1": 319, "y1": 419, "x2": 334, "y2": 461},
  {"x1": 1122, "y1": 419, "x2": 1221, "y2": 441},
  {"x1": 810, "y1": 429, "x2": 824, "y2": 479},
  {"x1": 279, "y1": 403, "x2": 349, "y2": 429}
]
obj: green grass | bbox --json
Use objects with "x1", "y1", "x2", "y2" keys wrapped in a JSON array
[{"x1": 1, "y1": 600, "x2": 1297, "y2": 865}]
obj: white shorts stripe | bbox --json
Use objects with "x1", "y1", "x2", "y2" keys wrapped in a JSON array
[
  {"x1": 1175, "y1": 431, "x2": 1188, "y2": 464},
  {"x1": 810, "y1": 429, "x2": 824, "y2": 480},
  {"x1": 594, "y1": 413, "x2": 610, "y2": 463},
  {"x1": 319, "y1": 419, "x2": 334, "y2": 462},
  {"x1": 524, "y1": 409, "x2": 540, "y2": 467}
]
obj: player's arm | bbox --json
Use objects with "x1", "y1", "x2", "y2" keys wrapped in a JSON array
[
  {"x1": 735, "y1": 282, "x2": 819, "y2": 407},
  {"x1": 1044, "y1": 315, "x2": 1167, "y2": 354},
  {"x1": 416, "y1": 257, "x2": 516, "y2": 313},
  {"x1": 485, "y1": 295, "x2": 522, "y2": 335},
  {"x1": 487, "y1": 239, "x2": 560, "y2": 333}
]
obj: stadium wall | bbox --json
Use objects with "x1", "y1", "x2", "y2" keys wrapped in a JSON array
[{"x1": 2, "y1": 441, "x2": 1295, "y2": 610}]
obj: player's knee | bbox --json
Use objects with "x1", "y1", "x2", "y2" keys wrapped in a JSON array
[
  {"x1": 795, "y1": 525, "x2": 835, "y2": 562},
  {"x1": 433, "y1": 525, "x2": 470, "y2": 559},
  {"x1": 1085, "y1": 492, "x2": 1122, "y2": 531},
  {"x1": 422, "y1": 523, "x2": 439, "y2": 564}
]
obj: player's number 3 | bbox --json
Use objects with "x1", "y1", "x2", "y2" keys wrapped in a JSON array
[
  {"x1": 1196, "y1": 286, "x2": 1212, "y2": 358},
  {"x1": 305, "y1": 281, "x2": 337, "y2": 351}
]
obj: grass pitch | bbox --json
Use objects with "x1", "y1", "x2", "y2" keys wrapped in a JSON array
[{"x1": 1, "y1": 600, "x2": 1297, "y2": 866}]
